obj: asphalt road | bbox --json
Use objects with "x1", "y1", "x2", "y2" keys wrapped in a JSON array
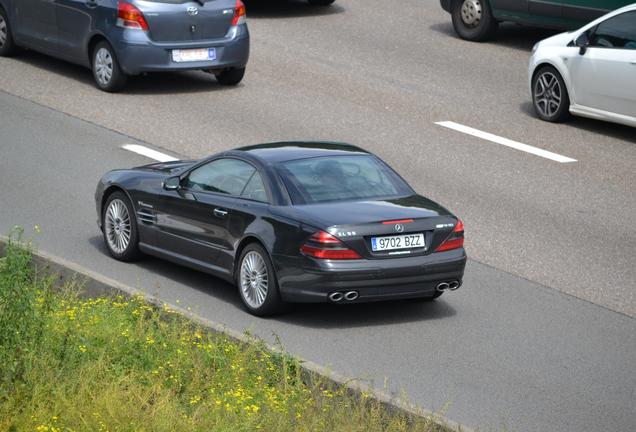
[
  {"x1": 1, "y1": 90, "x2": 635, "y2": 432},
  {"x1": 0, "y1": 0, "x2": 634, "y2": 317},
  {"x1": 0, "y1": 0, "x2": 635, "y2": 430}
]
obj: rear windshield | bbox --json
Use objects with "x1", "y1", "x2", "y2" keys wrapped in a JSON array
[{"x1": 276, "y1": 155, "x2": 413, "y2": 205}]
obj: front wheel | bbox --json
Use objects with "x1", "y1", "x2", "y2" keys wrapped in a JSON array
[
  {"x1": 532, "y1": 66, "x2": 571, "y2": 123},
  {"x1": 0, "y1": 7, "x2": 17, "y2": 57},
  {"x1": 92, "y1": 41, "x2": 128, "y2": 92},
  {"x1": 237, "y1": 243, "x2": 284, "y2": 316},
  {"x1": 102, "y1": 192, "x2": 141, "y2": 261},
  {"x1": 451, "y1": 0, "x2": 498, "y2": 42},
  {"x1": 215, "y1": 67, "x2": 245, "y2": 86}
]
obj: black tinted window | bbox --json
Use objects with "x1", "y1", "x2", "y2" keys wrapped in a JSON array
[
  {"x1": 590, "y1": 11, "x2": 636, "y2": 49},
  {"x1": 186, "y1": 158, "x2": 266, "y2": 200},
  {"x1": 277, "y1": 155, "x2": 413, "y2": 205}
]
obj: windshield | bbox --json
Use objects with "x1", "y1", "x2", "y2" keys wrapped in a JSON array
[{"x1": 277, "y1": 155, "x2": 413, "y2": 205}]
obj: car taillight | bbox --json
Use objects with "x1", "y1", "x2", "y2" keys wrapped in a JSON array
[
  {"x1": 231, "y1": 0, "x2": 246, "y2": 26},
  {"x1": 300, "y1": 231, "x2": 362, "y2": 260},
  {"x1": 435, "y1": 219, "x2": 464, "y2": 252},
  {"x1": 117, "y1": 1, "x2": 149, "y2": 31}
]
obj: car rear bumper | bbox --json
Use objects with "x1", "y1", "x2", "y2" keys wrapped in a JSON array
[
  {"x1": 112, "y1": 26, "x2": 249, "y2": 75},
  {"x1": 440, "y1": 0, "x2": 452, "y2": 13},
  {"x1": 274, "y1": 249, "x2": 467, "y2": 303}
]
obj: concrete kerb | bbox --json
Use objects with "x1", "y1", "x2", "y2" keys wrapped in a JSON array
[{"x1": 0, "y1": 236, "x2": 474, "y2": 432}]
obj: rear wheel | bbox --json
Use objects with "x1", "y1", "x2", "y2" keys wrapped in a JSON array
[
  {"x1": 532, "y1": 66, "x2": 571, "y2": 123},
  {"x1": 451, "y1": 0, "x2": 498, "y2": 42},
  {"x1": 92, "y1": 41, "x2": 128, "y2": 92},
  {"x1": 102, "y1": 192, "x2": 141, "y2": 261},
  {"x1": 0, "y1": 7, "x2": 17, "y2": 57},
  {"x1": 308, "y1": 0, "x2": 336, "y2": 5},
  {"x1": 215, "y1": 67, "x2": 245, "y2": 86},
  {"x1": 237, "y1": 243, "x2": 284, "y2": 316}
]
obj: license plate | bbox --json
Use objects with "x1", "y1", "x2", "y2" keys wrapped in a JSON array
[
  {"x1": 172, "y1": 48, "x2": 216, "y2": 63},
  {"x1": 371, "y1": 233, "x2": 425, "y2": 252}
]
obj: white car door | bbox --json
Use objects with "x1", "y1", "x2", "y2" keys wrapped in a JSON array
[{"x1": 569, "y1": 10, "x2": 636, "y2": 118}]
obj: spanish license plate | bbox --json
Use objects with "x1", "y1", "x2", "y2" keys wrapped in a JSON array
[
  {"x1": 371, "y1": 233, "x2": 425, "y2": 252},
  {"x1": 172, "y1": 48, "x2": 216, "y2": 63}
]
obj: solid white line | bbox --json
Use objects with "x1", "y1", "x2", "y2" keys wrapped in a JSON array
[
  {"x1": 435, "y1": 121, "x2": 577, "y2": 163},
  {"x1": 121, "y1": 144, "x2": 178, "y2": 163}
]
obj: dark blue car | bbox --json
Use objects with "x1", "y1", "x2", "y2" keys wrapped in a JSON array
[{"x1": 0, "y1": 0, "x2": 250, "y2": 91}]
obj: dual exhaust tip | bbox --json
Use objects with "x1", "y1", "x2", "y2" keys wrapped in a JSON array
[
  {"x1": 328, "y1": 291, "x2": 359, "y2": 302},
  {"x1": 436, "y1": 280, "x2": 461, "y2": 292}
]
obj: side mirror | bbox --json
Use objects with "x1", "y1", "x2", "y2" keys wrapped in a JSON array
[
  {"x1": 163, "y1": 176, "x2": 181, "y2": 191},
  {"x1": 575, "y1": 32, "x2": 590, "y2": 55}
]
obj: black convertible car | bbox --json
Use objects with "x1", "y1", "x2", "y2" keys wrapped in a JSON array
[{"x1": 96, "y1": 142, "x2": 466, "y2": 316}]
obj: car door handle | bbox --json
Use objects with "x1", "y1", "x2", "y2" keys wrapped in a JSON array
[
  {"x1": 213, "y1": 208, "x2": 228, "y2": 218},
  {"x1": 86, "y1": 0, "x2": 98, "y2": 8}
]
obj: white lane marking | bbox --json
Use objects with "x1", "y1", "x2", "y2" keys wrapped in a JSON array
[
  {"x1": 435, "y1": 121, "x2": 577, "y2": 163},
  {"x1": 121, "y1": 144, "x2": 178, "y2": 162}
]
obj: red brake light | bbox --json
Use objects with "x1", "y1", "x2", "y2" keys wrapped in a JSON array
[
  {"x1": 231, "y1": 0, "x2": 246, "y2": 26},
  {"x1": 435, "y1": 219, "x2": 464, "y2": 252},
  {"x1": 117, "y1": 1, "x2": 149, "y2": 31},
  {"x1": 300, "y1": 231, "x2": 362, "y2": 260},
  {"x1": 382, "y1": 219, "x2": 414, "y2": 225}
]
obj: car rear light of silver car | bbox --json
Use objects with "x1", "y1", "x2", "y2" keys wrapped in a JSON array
[
  {"x1": 117, "y1": 1, "x2": 149, "y2": 31},
  {"x1": 300, "y1": 231, "x2": 362, "y2": 260},
  {"x1": 231, "y1": 0, "x2": 247, "y2": 26},
  {"x1": 435, "y1": 219, "x2": 464, "y2": 252}
]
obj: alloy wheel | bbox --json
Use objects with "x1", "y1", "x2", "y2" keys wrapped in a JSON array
[
  {"x1": 460, "y1": 0, "x2": 482, "y2": 27},
  {"x1": 0, "y1": 16, "x2": 7, "y2": 48},
  {"x1": 105, "y1": 199, "x2": 131, "y2": 254},
  {"x1": 94, "y1": 47, "x2": 114, "y2": 86},
  {"x1": 240, "y1": 251, "x2": 269, "y2": 309},
  {"x1": 534, "y1": 72, "x2": 562, "y2": 118}
]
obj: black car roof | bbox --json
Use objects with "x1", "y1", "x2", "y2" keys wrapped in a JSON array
[{"x1": 231, "y1": 141, "x2": 370, "y2": 163}]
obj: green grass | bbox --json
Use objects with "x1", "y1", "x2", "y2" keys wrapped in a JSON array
[{"x1": 0, "y1": 232, "x2": 451, "y2": 432}]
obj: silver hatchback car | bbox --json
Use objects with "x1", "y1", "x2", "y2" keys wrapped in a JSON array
[{"x1": 0, "y1": 0, "x2": 250, "y2": 92}]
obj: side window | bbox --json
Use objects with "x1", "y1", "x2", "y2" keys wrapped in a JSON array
[
  {"x1": 590, "y1": 11, "x2": 636, "y2": 49},
  {"x1": 185, "y1": 158, "x2": 256, "y2": 197},
  {"x1": 241, "y1": 172, "x2": 268, "y2": 202}
]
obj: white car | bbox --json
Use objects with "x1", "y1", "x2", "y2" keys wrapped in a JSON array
[{"x1": 528, "y1": 4, "x2": 636, "y2": 127}]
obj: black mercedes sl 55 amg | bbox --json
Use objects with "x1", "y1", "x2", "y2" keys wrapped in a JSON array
[{"x1": 95, "y1": 142, "x2": 466, "y2": 316}]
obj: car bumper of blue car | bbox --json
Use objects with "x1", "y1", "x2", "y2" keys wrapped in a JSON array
[
  {"x1": 113, "y1": 25, "x2": 250, "y2": 76},
  {"x1": 440, "y1": 0, "x2": 452, "y2": 13},
  {"x1": 274, "y1": 248, "x2": 467, "y2": 303}
]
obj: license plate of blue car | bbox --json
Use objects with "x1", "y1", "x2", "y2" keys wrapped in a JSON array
[
  {"x1": 172, "y1": 48, "x2": 216, "y2": 63},
  {"x1": 371, "y1": 233, "x2": 425, "y2": 252}
]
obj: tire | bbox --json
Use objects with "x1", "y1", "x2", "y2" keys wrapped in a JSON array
[
  {"x1": 215, "y1": 67, "x2": 245, "y2": 86},
  {"x1": 451, "y1": 0, "x2": 498, "y2": 42},
  {"x1": 531, "y1": 65, "x2": 571, "y2": 123},
  {"x1": 102, "y1": 191, "x2": 142, "y2": 261},
  {"x1": 236, "y1": 243, "x2": 285, "y2": 316},
  {"x1": 308, "y1": 0, "x2": 336, "y2": 5},
  {"x1": 92, "y1": 41, "x2": 127, "y2": 92},
  {"x1": 0, "y1": 7, "x2": 17, "y2": 57}
]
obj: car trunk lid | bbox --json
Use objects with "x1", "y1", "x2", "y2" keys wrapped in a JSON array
[
  {"x1": 135, "y1": 0, "x2": 237, "y2": 43},
  {"x1": 280, "y1": 195, "x2": 461, "y2": 259}
]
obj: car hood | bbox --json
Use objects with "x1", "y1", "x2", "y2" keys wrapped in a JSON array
[
  {"x1": 536, "y1": 31, "x2": 576, "y2": 48},
  {"x1": 134, "y1": 160, "x2": 196, "y2": 175},
  {"x1": 276, "y1": 195, "x2": 453, "y2": 229}
]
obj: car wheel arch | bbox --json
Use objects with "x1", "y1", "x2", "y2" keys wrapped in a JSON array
[
  {"x1": 233, "y1": 235, "x2": 273, "y2": 282},
  {"x1": 87, "y1": 33, "x2": 110, "y2": 66},
  {"x1": 101, "y1": 185, "x2": 135, "y2": 229},
  {"x1": 532, "y1": 61, "x2": 574, "y2": 104}
]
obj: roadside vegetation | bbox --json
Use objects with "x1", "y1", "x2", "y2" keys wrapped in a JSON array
[{"x1": 0, "y1": 232, "x2": 451, "y2": 432}]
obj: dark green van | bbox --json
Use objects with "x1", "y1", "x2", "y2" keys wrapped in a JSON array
[{"x1": 440, "y1": 0, "x2": 634, "y2": 41}]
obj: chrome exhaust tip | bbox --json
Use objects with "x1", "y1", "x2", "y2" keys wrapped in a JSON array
[
  {"x1": 448, "y1": 280, "x2": 461, "y2": 291},
  {"x1": 436, "y1": 282, "x2": 450, "y2": 292},
  {"x1": 329, "y1": 292, "x2": 344, "y2": 302},
  {"x1": 344, "y1": 291, "x2": 359, "y2": 301}
]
